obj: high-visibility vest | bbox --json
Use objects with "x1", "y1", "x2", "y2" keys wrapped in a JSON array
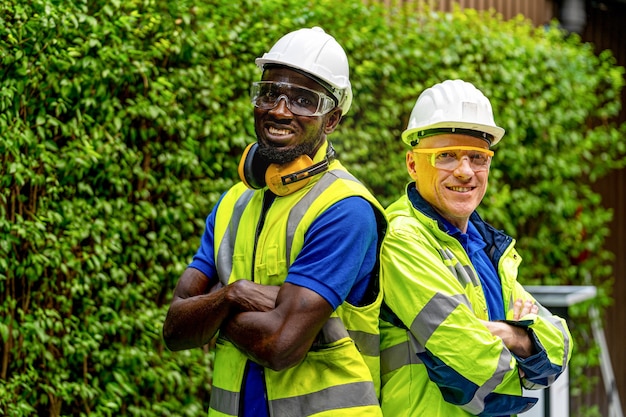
[{"x1": 210, "y1": 147, "x2": 386, "y2": 417}]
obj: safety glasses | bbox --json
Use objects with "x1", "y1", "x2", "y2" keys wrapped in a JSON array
[
  {"x1": 413, "y1": 146, "x2": 494, "y2": 172},
  {"x1": 250, "y1": 81, "x2": 336, "y2": 116}
]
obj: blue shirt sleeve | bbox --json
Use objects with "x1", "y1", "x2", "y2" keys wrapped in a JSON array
[{"x1": 285, "y1": 196, "x2": 379, "y2": 309}]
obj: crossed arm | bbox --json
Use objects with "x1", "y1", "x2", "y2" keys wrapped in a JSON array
[
  {"x1": 480, "y1": 298, "x2": 539, "y2": 359},
  {"x1": 162, "y1": 268, "x2": 333, "y2": 370}
]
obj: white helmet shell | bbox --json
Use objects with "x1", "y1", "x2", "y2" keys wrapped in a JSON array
[
  {"x1": 402, "y1": 79, "x2": 505, "y2": 147},
  {"x1": 256, "y1": 27, "x2": 353, "y2": 114}
]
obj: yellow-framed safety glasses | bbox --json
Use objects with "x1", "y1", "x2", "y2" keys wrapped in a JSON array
[{"x1": 413, "y1": 146, "x2": 494, "y2": 172}]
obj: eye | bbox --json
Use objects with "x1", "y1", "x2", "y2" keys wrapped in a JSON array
[
  {"x1": 293, "y1": 92, "x2": 316, "y2": 108},
  {"x1": 469, "y1": 152, "x2": 489, "y2": 165},
  {"x1": 435, "y1": 151, "x2": 457, "y2": 161},
  {"x1": 264, "y1": 89, "x2": 279, "y2": 100},
  {"x1": 256, "y1": 85, "x2": 277, "y2": 102}
]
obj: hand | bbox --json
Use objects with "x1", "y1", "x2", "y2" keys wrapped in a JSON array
[
  {"x1": 225, "y1": 280, "x2": 280, "y2": 313},
  {"x1": 512, "y1": 298, "x2": 538, "y2": 320},
  {"x1": 480, "y1": 319, "x2": 535, "y2": 358},
  {"x1": 479, "y1": 299, "x2": 538, "y2": 359}
]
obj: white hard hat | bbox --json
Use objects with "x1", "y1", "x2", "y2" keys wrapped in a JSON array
[
  {"x1": 402, "y1": 79, "x2": 505, "y2": 147},
  {"x1": 256, "y1": 27, "x2": 353, "y2": 114}
]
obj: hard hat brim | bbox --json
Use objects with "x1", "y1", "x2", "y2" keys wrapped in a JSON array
[{"x1": 402, "y1": 121, "x2": 505, "y2": 147}]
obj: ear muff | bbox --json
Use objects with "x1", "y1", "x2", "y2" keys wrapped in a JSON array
[
  {"x1": 238, "y1": 142, "x2": 336, "y2": 196},
  {"x1": 238, "y1": 143, "x2": 270, "y2": 189}
]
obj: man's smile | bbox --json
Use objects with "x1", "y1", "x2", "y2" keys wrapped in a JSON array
[{"x1": 447, "y1": 186, "x2": 474, "y2": 193}]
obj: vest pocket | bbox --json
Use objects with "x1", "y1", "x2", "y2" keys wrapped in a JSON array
[{"x1": 266, "y1": 245, "x2": 278, "y2": 277}]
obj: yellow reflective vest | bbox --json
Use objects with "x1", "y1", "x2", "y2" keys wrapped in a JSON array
[
  {"x1": 209, "y1": 144, "x2": 386, "y2": 417},
  {"x1": 379, "y1": 188, "x2": 572, "y2": 417}
]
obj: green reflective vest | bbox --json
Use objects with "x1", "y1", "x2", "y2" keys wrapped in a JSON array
[
  {"x1": 209, "y1": 145, "x2": 386, "y2": 417},
  {"x1": 379, "y1": 192, "x2": 572, "y2": 417}
]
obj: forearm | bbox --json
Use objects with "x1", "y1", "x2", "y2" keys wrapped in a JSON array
[
  {"x1": 223, "y1": 283, "x2": 332, "y2": 371},
  {"x1": 223, "y1": 310, "x2": 309, "y2": 370},
  {"x1": 163, "y1": 289, "x2": 231, "y2": 351},
  {"x1": 163, "y1": 278, "x2": 279, "y2": 351}
]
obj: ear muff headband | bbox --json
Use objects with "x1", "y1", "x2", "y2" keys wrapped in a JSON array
[{"x1": 238, "y1": 142, "x2": 336, "y2": 196}]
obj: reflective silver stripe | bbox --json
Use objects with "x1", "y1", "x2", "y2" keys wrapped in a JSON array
[
  {"x1": 269, "y1": 381, "x2": 378, "y2": 416},
  {"x1": 463, "y1": 348, "x2": 513, "y2": 414},
  {"x1": 461, "y1": 264, "x2": 480, "y2": 287},
  {"x1": 381, "y1": 334, "x2": 423, "y2": 375},
  {"x1": 209, "y1": 386, "x2": 239, "y2": 416},
  {"x1": 348, "y1": 329, "x2": 380, "y2": 357},
  {"x1": 327, "y1": 168, "x2": 360, "y2": 182},
  {"x1": 542, "y1": 306, "x2": 570, "y2": 369},
  {"x1": 312, "y1": 317, "x2": 380, "y2": 356},
  {"x1": 312, "y1": 317, "x2": 349, "y2": 347},
  {"x1": 438, "y1": 248, "x2": 452, "y2": 261},
  {"x1": 381, "y1": 293, "x2": 468, "y2": 373},
  {"x1": 438, "y1": 248, "x2": 480, "y2": 287},
  {"x1": 410, "y1": 292, "x2": 471, "y2": 342},
  {"x1": 286, "y1": 173, "x2": 338, "y2": 266},
  {"x1": 216, "y1": 189, "x2": 254, "y2": 285},
  {"x1": 540, "y1": 305, "x2": 571, "y2": 374},
  {"x1": 286, "y1": 169, "x2": 360, "y2": 266},
  {"x1": 313, "y1": 316, "x2": 379, "y2": 357}
]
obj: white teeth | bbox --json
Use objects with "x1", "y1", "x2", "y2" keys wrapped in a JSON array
[
  {"x1": 269, "y1": 127, "x2": 290, "y2": 136},
  {"x1": 450, "y1": 187, "x2": 471, "y2": 192}
]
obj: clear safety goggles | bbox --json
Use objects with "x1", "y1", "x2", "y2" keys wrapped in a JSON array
[
  {"x1": 250, "y1": 81, "x2": 336, "y2": 116},
  {"x1": 413, "y1": 146, "x2": 494, "y2": 172}
]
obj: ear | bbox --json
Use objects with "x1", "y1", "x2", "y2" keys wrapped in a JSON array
[
  {"x1": 323, "y1": 108, "x2": 343, "y2": 134},
  {"x1": 406, "y1": 150, "x2": 419, "y2": 180}
]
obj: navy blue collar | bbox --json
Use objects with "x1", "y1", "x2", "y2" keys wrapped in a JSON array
[{"x1": 405, "y1": 183, "x2": 511, "y2": 259}]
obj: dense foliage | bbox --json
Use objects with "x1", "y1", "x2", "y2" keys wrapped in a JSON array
[{"x1": 1, "y1": 0, "x2": 624, "y2": 415}]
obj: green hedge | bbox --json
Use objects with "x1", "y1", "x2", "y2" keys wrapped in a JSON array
[{"x1": 1, "y1": 0, "x2": 624, "y2": 415}]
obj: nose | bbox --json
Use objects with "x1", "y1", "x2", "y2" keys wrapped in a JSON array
[{"x1": 453, "y1": 156, "x2": 475, "y2": 177}]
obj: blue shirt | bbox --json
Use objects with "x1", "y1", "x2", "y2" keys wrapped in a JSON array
[{"x1": 189, "y1": 193, "x2": 379, "y2": 417}]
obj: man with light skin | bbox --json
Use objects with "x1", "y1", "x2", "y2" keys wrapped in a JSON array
[{"x1": 379, "y1": 79, "x2": 572, "y2": 417}]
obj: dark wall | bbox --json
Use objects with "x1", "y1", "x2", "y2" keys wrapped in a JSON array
[{"x1": 581, "y1": 0, "x2": 626, "y2": 413}]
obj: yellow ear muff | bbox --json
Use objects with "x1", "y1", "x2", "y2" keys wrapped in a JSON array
[
  {"x1": 265, "y1": 155, "x2": 314, "y2": 196},
  {"x1": 239, "y1": 142, "x2": 334, "y2": 196}
]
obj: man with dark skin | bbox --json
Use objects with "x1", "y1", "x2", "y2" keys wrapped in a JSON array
[
  {"x1": 163, "y1": 27, "x2": 385, "y2": 417},
  {"x1": 164, "y1": 67, "x2": 341, "y2": 369}
]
